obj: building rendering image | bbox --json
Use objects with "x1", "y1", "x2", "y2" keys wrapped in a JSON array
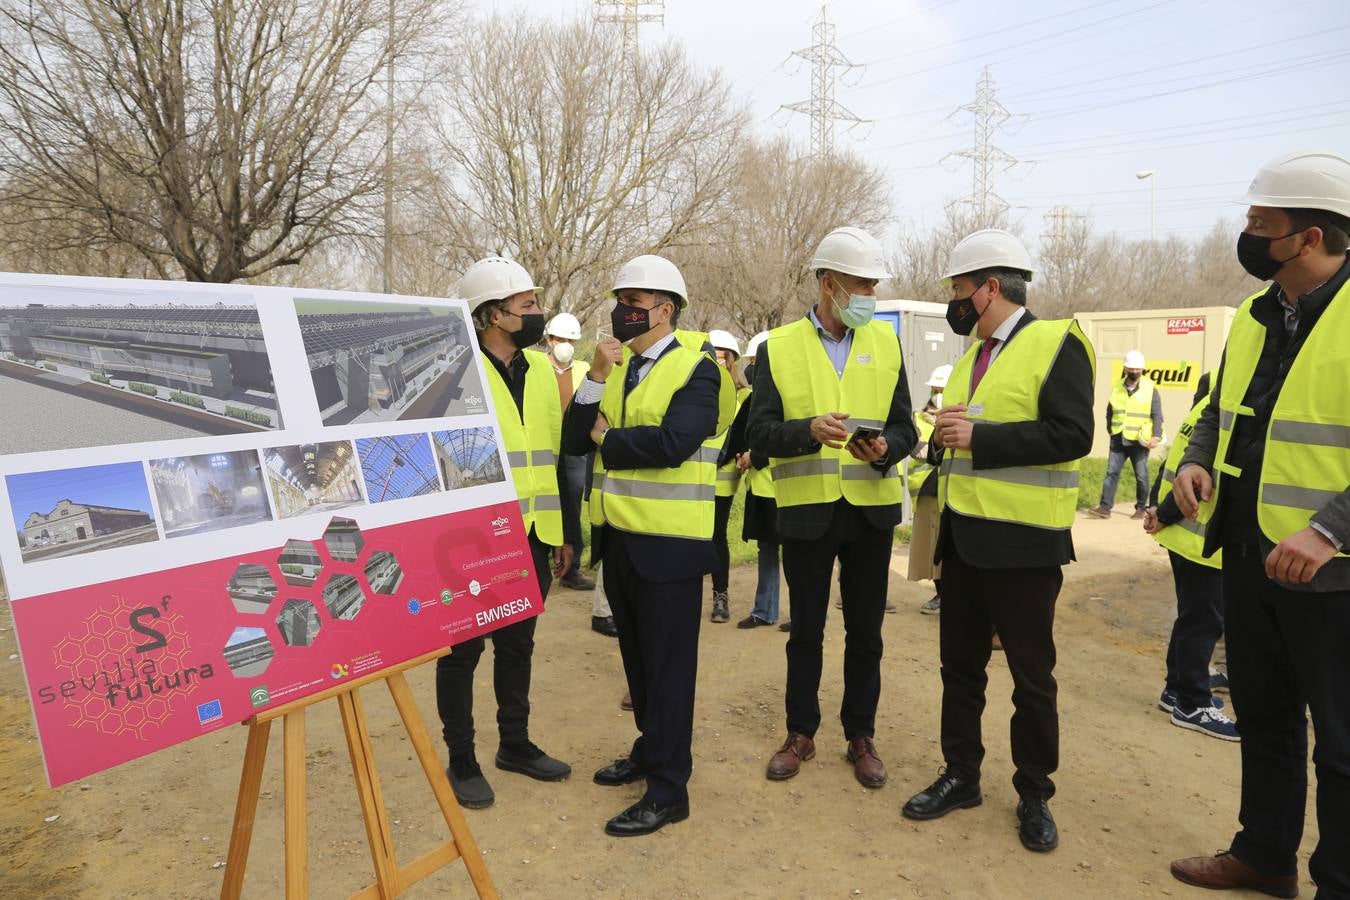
[
  {"x1": 275, "y1": 599, "x2": 322, "y2": 647},
  {"x1": 322, "y1": 517, "x2": 364, "y2": 562},
  {"x1": 223, "y1": 626, "x2": 274, "y2": 677},
  {"x1": 432, "y1": 427, "x2": 506, "y2": 490},
  {"x1": 364, "y1": 551, "x2": 404, "y2": 595},
  {"x1": 226, "y1": 563, "x2": 279, "y2": 614},
  {"x1": 7, "y1": 462, "x2": 159, "y2": 563},
  {"x1": 322, "y1": 573, "x2": 367, "y2": 621},
  {"x1": 294, "y1": 299, "x2": 488, "y2": 426},
  {"x1": 278, "y1": 539, "x2": 324, "y2": 587},
  {"x1": 149, "y1": 450, "x2": 272, "y2": 538},
  {"x1": 262, "y1": 441, "x2": 364, "y2": 519}
]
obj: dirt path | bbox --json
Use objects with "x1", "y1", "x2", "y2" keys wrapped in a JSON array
[{"x1": 0, "y1": 509, "x2": 1319, "y2": 898}]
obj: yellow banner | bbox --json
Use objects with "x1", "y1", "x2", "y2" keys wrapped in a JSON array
[{"x1": 1108, "y1": 359, "x2": 1200, "y2": 391}]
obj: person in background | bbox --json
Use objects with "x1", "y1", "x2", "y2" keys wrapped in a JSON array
[
  {"x1": 545, "y1": 313, "x2": 601, "y2": 598},
  {"x1": 1088, "y1": 349, "x2": 1162, "y2": 520},
  {"x1": 708, "y1": 329, "x2": 750, "y2": 623},
  {"x1": 908, "y1": 364, "x2": 951, "y2": 616},
  {"x1": 734, "y1": 331, "x2": 785, "y2": 631}
]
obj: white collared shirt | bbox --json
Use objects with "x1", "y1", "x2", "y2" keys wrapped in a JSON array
[
  {"x1": 986, "y1": 306, "x2": 1027, "y2": 362},
  {"x1": 573, "y1": 331, "x2": 679, "y2": 405}
]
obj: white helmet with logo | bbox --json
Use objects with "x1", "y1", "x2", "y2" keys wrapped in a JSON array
[
  {"x1": 745, "y1": 330, "x2": 770, "y2": 359},
  {"x1": 708, "y1": 329, "x2": 741, "y2": 357},
  {"x1": 1240, "y1": 149, "x2": 1350, "y2": 219},
  {"x1": 455, "y1": 256, "x2": 540, "y2": 310},
  {"x1": 546, "y1": 312, "x2": 582, "y2": 340},
  {"x1": 942, "y1": 229, "x2": 1036, "y2": 283},
  {"x1": 1124, "y1": 350, "x2": 1146, "y2": 370},
  {"x1": 611, "y1": 255, "x2": 688, "y2": 308},
  {"x1": 807, "y1": 227, "x2": 891, "y2": 280},
  {"x1": 926, "y1": 364, "x2": 953, "y2": 388}
]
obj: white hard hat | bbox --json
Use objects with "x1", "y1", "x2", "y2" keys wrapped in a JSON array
[
  {"x1": 926, "y1": 364, "x2": 953, "y2": 388},
  {"x1": 1240, "y1": 149, "x2": 1350, "y2": 219},
  {"x1": 745, "y1": 331, "x2": 770, "y2": 359},
  {"x1": 546, "y1": 312, "x2": 581, "y2": 340},
  {"x1": 708, "y1": 329, "x2": 740, "y2": 357},
  {"x1": 1124, "y1": 350, "x2": 1146, "y2": 370},
  {"x1": 611, "y1": 255, "x2": 688, "y2": 308},
  {"x1": 807, "y1": 227, "x2": 892, "y2": 280},
  {"x1": 454, "y1": 256, "x2": 540, "y2": 309},
  {"x1": 942, "y1": 229, "x2": 1036, "y2": 283}
]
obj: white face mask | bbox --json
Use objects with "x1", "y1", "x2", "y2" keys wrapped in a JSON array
[
  {"x1": 932, "y1": 391, "x2": 944, "y2": 408},
  {"x1": 552, "y1": 341, "x2": 575, "y2": 365}
]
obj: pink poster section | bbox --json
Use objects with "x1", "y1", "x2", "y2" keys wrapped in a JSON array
[{"x1": 13, "y1": 501, "x2": 540, "y2": 787}]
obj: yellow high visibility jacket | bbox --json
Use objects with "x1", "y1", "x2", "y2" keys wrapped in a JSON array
[
  {"x1": 484, "y1": 349, "x2": 563, "y2": 544},
  {"x1": 1154, "y1": 392, "x2": 1221, "y2": 569},
  {"x1": 1110, "y1": 377, "x2": 1157, "y2": 443}
]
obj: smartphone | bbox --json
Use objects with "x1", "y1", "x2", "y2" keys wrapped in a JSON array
[{"x1": 848, "y1": 425, "x2": 883, "y2": 445}]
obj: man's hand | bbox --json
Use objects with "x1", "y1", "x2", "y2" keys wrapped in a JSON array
[
  {"x1": 1142, "y1": 506, "x2": 1163, "y2": 534},
  {"x1": 936, "y1": 405, "x2": 974, "y2": 451},
  {"x1": 1265, "y1": 526, "x2": 1338, "y2": 585},
  {"x1": 590, "y1": 411, "x2": 611, "y2": 448},
  {"x1": 552, "y1": 543, "x2": 574, "y2": 579},
  {"x1": 1147, "y1": 437, "x2": 1161, "y2": 449},
  {"x1": 590, "y1": 336, "x2": 623, "y2": 381},
  {"x1": 810, "y1": 412, "x2": 850, "y2": 448},
  {"x1": 736, "y1": 451, "x2": 751, "y2": 472},
  {"x1": 847, "y1": 435, "x2": 888, "y2": 463},
  {"x1": 931, "y1": 404, "x2": 967, "y2": 450},
  {"x1": 1172, "y1": 464, "x2": 1213, "y2": 519}
]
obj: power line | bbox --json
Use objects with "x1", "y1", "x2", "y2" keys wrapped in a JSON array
[
  {"x1": 594, "y1": 0, "x2": 665, "y2": 58},
  {"x1": 780, "y1": 6, "x2": 870, "y2": 158},
  {"x1": 944, "y1": 66, "x2": 1017, "y2": 226}
]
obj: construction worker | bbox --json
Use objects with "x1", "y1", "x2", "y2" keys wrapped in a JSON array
[
  {"x1": 1088, "y1": 349, "x2": 1162, "y2": 519},
  {"x1": 902, "y1": 229, "x2": 1094, "y2": 854},
  {"x1": 908, "y1": 364, "x2": 951, "y2": 616},
  {"x1": 1140, "y1": 371, "x2": 1235, "y2": 740},
  {"x1": 734, "y1": 330, "x2": 785, "y2": 630},
  {"x1": 749, "y1": 226, "x2": 917, "y2": 790},
  {"x1": 708, "y1": 328, "x2": 749, "y2": 623},
  {"x1": 562, "y1": 254, "x2": 731, "y2": 837},
  {"x1": 544, "y1": 313, "x2": 601, "y2": 598},
  {"x1": 437, "y1": 256, "x2": 572, "y2": 810},
  {"x1": 1168, "y1": 150, "x2": 1350, "y2": 898}
]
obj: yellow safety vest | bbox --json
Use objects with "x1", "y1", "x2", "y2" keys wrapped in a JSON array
[
  {"x1": 1110, "y1": 377, "x2": 1157, "y2": 443},
  {"x1": 741, "y1": 387, "x2": 775, "y2": 499},
  {"x1": 767, "y1": 318, "x2": 903, "y2": 509},
  {"x1": 909, "y1": 411, "x2": 936, "y2": 495},
  {"x1": 589, "y1": 342, "x2": 721, "y2": 540},
  {"x1": 939, "y1": 319, "x2": 1094, "y2": 531},
  {"x1": 1154, "y1": 392, "x2": 1221, "y2": 569},
  {"x1": 675, "y1": 330, "x2": 736, "y2": 436},
  {"x1": 715, "y1": 386, "x2": 753, "y2": 498},
  {"x1": 483, "y1": 348, "x2": 563, "y2": 544},
  {"x1": 1201, "y1": 280, "x2": 1350, "y2": 554}
]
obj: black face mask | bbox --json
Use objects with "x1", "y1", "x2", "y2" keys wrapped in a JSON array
[
  {"x1": 945, "y1": 285, "x2": 985, "y2": 337},
  {"x1": 1236, "y1": 229, "x2": 1304, "y2": 281},
  {"x1": 611, "y1": 302, "x2": 659, "y2": 343},
  {"x1": 1124, "y1": 372, "x2": 1140, "y2": 384},
  {"x1": 505, "y1": 312, "x2": 546, "y2": 349}
]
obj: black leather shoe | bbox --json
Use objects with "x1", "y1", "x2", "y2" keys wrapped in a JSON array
[
  {"x1": 561, "y1": 571, "x2": 596, "y2": 590},
  {"x1": 902, "y1": 772, "x2": 982, "y2": 821},
  {"x1": 593, "y1": 757, "x2": 645, "y2": 786},
  {"x1": 446, "y1": 755, "x2": 495, "y2": 809},
  {"x1": 604, "y1": 798, "x2": 689, "y2": 837},
  {"x1": 1017, "y1": 797, "x2": 1059, "y2": 852},
  {"x1": 591, "y1": 615, "x2": 618, "y2": 637}
]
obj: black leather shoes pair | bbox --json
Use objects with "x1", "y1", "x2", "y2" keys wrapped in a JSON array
[
  {"x1": 604, "y1": 798, "x2": 689, "y2": 837},
  {"x1": 902, "y1": 773, "x2": 983, "y2": 820},
  {"x1": 1016, "y1": 797, "x2": 1058, "y2": 852},
  {"x1": 593, "y1": 757, "x2": 645, "y2": 786}
]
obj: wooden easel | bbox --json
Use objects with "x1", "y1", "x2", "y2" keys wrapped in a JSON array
[{"x1": 219, "y1": 648, "x2": 497, "y2": 899}]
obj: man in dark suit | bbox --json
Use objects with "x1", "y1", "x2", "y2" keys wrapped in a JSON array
[
  {"x1": 561, "y1": 254, "x2": 725, "y2": 837},
  {"x1": 748, "y1": 226, "x2": 917, "y2": 790},
  {"x1": 901, "y1": 229, "x2": 1095, "y2": 854}
]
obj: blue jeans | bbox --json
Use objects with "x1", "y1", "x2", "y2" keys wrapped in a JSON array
[
  {"x1": 750, "y1": 540, "x2": 781, "y2": 623},
  {"x1": 1100, "y1": 443, "x2": 1150, "y2": 510}
]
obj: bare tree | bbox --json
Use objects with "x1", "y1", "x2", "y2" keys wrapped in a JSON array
[
  {"x1": 429, "y1": 16, "x2": 747, "y2": 326},
  {"x1": 0, "y1": 0, "x2": 453, "y2": 282},
  {"x1": 888, "y1": 205, "x2": 1017, "y2": 305}
]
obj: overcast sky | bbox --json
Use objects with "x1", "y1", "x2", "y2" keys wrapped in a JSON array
[{"x1": 461, "y1": 0, "x2": 1350, "y2": 247}]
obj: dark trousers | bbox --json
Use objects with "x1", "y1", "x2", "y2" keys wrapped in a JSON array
[
  {"x1": 1163, "y1": 550, "x2": 1225, "y2": 709},
  {"x1": 780, "y1": 501, "x2": 892, "y2": 740},
  {"x1": 1223, "y1": 542, "x2": 1350, "y2": 894},
  {"x1": 605, "y1": 529, "x2": 703, "y2": 807},
  {"x1": 939, "y1": 550, "x2": 1061, "y2": 799},
  {"x1": 557, "y1": 453, "x2": 591, "y2": 578},
  {"x1": 1100, "y1": 442, "x2": 1151, "y2": 510},
  {"x1": 711, "y1": 494, "x2": 733, "y2": 593},
  {"x1": 436, "y1": 530, "x2": 553, "y2": 759}
]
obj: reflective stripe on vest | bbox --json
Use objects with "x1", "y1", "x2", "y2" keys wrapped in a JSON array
[
  {"x1": 938, "y1": 318, "x2": 1093, "y2": 531},
  {"x1": 1153, "y1": 393, "x2": 1221, "y2": 569},
  {"x1": 589, "y1": 343, "x2": 720, "y2": 540},
  {"x1": 1206, "y1": 281, "x2": 1350, "y2": 555},
  {"x1": 766, "y1": 318, "x2": 904, "y2": 509},
  {"x1": 1109, "y1": 378, "x2": 1156, "y2": 443},
  {"x1": 484, "y1": 348, "x2": 563, "y2": 545}
]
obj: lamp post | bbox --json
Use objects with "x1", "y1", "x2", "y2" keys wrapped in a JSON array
[{"x1": 1136, "y1": 169, "x2": 1156, "y2": 244}]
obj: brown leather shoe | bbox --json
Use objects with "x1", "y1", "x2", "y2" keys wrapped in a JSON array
[
  {"x1": 1170, "y1": 852, "x2": 1298, "y2": 898},
  {"x1": 620, "y1": 691, "x2": 633, "y2": 711},
  {"x1": 846, "y1": 736, "x2": 887, "y2": 788},
  {"x1": 766, "y1": 733, "x2": 815, "y2": 781}
]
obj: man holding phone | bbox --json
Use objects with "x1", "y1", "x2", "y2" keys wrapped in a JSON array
[{"x1": 748, "y1": 226, "x2": 916, "y2": 789}]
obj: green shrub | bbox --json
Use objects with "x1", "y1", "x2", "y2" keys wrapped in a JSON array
[
  {"x1": 170, "y1": 391, "x2": 206, "y2": 408},
  {"x1": 90, "y1": 373, "x2": 112, "y2": 384},
  {"x1": 224, "y1": 405, "x2": 271, "y2": 425},
  {"x1": 42, "y1": 363, "x2": 57, "y2": 371},
  {"x1": 129, "y1": 381, "x2": 158, "y2": 396},
  {"x1": 1077, "y1": 456, "x2": 1163, "y2": 509}
]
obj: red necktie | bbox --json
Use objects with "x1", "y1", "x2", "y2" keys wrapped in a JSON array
[{"x1": 970, "y1": 338, "x2": 998, "y2": 393}]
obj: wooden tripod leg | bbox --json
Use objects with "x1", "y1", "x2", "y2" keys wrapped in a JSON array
[
  {"x1": 338, "y1": 688, "x2": 399, "y2": 900},
  {"x1": 220, "y1": 718, "x2": 272, "y2": 900},
  {"x1": 385, "y1": 672, "x2": 498, "y2": 900},
  {"x1": 284, "y1": 709, "x2": 308, "y2": 899}
]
